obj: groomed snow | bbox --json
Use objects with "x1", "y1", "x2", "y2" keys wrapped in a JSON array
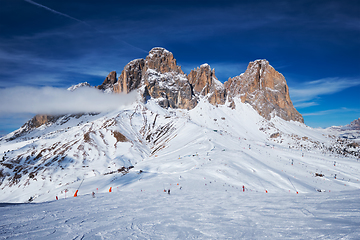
[{"x1": 1, "y1": 190, "x2": 359, "y2": 239}]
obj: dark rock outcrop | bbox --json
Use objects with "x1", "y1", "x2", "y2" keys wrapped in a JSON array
[
  {"x1": 6, "y1": 115, "x2": 61, "y2": 141},
  {"x1": 114, "y1": 59, "x2": 145, "y2": 94},
  {"x1": 97, "y1": 71, "x2": 117, "y2": 92},
  {"x1": 145, "y1": 47, "x2": 183, "y2": 74},
  {"x1": 113, "y1": 47, "x2": 197, "y2": 110},
  {"x1": 26, "y1": 115, "x2": 60, "y2": 129},
  {"x1": 143, "y1": 48, "x2": 197, "y2": 109},
  {"x1": 224, "y1": 60, "x2": 304, "y2": 122},
  {"x1": 188, "y1": 63, "x2": 226, "y2": 105}
]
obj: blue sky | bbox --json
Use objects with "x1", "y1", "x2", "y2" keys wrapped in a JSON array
[{"x1": 0, "y1": 0, "x2": 359, "y2": 135}]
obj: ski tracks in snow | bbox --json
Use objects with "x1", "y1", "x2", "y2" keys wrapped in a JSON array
[{"x1": 1, "y1": 190, "x2": 360, "y2": 239}]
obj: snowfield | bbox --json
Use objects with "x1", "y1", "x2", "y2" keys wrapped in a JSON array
[
  {"x1": 0, "y1": 97, "x2": 359, "y2": 239},
  {"x1": 1, "y1": 190, "x2": 360, "y2": 239}
]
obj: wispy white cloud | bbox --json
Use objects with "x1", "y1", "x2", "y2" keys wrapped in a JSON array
[
  {"x1": 302, "y1": 109, "x2": 339, "y2": 116},
  {"x1": 23, "y1": 0, "x2": 147, "y2": 54},
  {"x1": 290, "y1": 77, "x2": 360, "y2": 108},
  {"x1": 0, "y1": 87, "x2": 137, "y2": 115},
  {"x1": 293, "y1": 101, "x2": 319, "y2": 108},
  {"x1": 302, "y1": 107, "x2": 360, "y2": 116},
  {"x1": 24, "y1": 0, "x2": 89, "y2": 26}
]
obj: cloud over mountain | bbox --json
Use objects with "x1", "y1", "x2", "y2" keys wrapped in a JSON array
[{"x1": 0, "y1": 86, "x2": 137, "y2": 115}]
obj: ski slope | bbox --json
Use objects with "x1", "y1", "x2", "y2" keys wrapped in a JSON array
[
  {"x1": 0, "y1": 97, "x2": 360, "y2": 238},
  {"x1": 1, "y1": 190, "x2": 359, "y2": 239},
  {"x1": 0, "y1": 98, "x2": 359, "y2": 203}
]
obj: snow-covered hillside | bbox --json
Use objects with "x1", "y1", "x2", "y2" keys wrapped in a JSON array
[
  {"x1": 1, "y1": 91, "x2": 360, "y2": 238},
  {"x1": 0, "y1": 96, "x2": 359, "y2": 203}
]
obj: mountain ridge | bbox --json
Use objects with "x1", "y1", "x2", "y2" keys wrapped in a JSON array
[
  {"x1": 19, "y1": 47, "x2": 303, "y2": 134},
  {"x1": 97, "y1": 47, "x2": 303, "y2": 122}
]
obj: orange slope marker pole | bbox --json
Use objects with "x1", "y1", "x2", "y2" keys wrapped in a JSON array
[{"x1": 74, "y1": 178, "x2": 84, "y2": 197}]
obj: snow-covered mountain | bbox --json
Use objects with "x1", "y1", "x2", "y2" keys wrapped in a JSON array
[
  {"x1": 0, "y1": 48, "x2": 359, "y2": 204},
  {"x1": 347, "y1": 118, "x2": 360, "y2": 130},
  {"x1": 327, "y1": 117, "x2": 360, "y2": 146},
  {"x1": 67, "y1": 82, "x2": 91, "y2": 92}
]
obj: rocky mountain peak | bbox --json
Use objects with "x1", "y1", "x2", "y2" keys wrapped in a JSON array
[
  {"x1": 67, "y1": 82, "x2": 91, "y2": 92},
  {"x1": 142, "y1": 48, "x2": 196, "y2": 109},
  {"x1": 225, "y1": 59, "x2": 304, "y2": 122},
  {"x1": 113, "y1": 48, "x2": 197, "y2": 109},
  {"x1": 100, "y1": 48, "x2": 302, "y2": 122},
  {"x1": 188, "y1": 63, "x2": 226, "y2": 105},
  {"x1": 97, "y1": 71, "x2": 117, "y2": 93},
  {"x1": 188, "y1": 63, "x2": 214, "y2": 93},
  {"x1": 114, "y1": 59, "x2": 145, "y2": 94},
  {"x1": 145, "y1": 47, "x2": 183, "y2": 74}
]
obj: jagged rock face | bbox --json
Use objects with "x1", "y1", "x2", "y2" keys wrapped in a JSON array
[
  {"x1": 6, "y1": 113, "x2": 97, "y2": 142},
  {"x1": 114, "y1": 59, "x2": 145, "y2": 94},
  {"x1": 5, "y1": 115, "x2": 61, "y2": 141},
  {"x1": 143, "y1": 48, "x2": 196, "y2": 109},
  {"x1": 102, "y1": 48, "x2": 303, "y2": 122},
  {"x1": 97, "y1": 71, "x2": 117, "y2": 92},
  {"x1": 143, "y1": 69, "x2": 197, "y2": 109},
  {"x1": 188, "y1": 64, "x2": 226, "y2": 105},
  {"x1": 145, "y1": 47, "x2": 184, "y2": 74},
  {"x1": 27, "y1": 115, "x2": 60, "y2": 129},
  {"x1": 225, "y1": 60, "x2": 303, "y2": 122},
  {"x1": 113, "y1": 47, "x2": 197, "y2": 110}
]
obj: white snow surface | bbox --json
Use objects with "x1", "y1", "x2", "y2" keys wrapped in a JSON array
[
  {"x1": 67, "y1": 82, "x2": 91, "y2": 92},
  {"x1": 0, "y1": 97, "x2": 359, "y2": 239},
  {"x1": 1, "y1": 190, "x2": 359, "y2": 239},
  {"x1": 200, "y1": 63, "x2": 210, "y2": 68}
]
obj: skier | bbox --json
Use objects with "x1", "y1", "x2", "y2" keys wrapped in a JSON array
[
  {"x1": 92, "y1": 191, "x2": 95, "y2": 198},
  {"x1": 168, "y1": 189, "x2": 170, "y2": 195}
]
